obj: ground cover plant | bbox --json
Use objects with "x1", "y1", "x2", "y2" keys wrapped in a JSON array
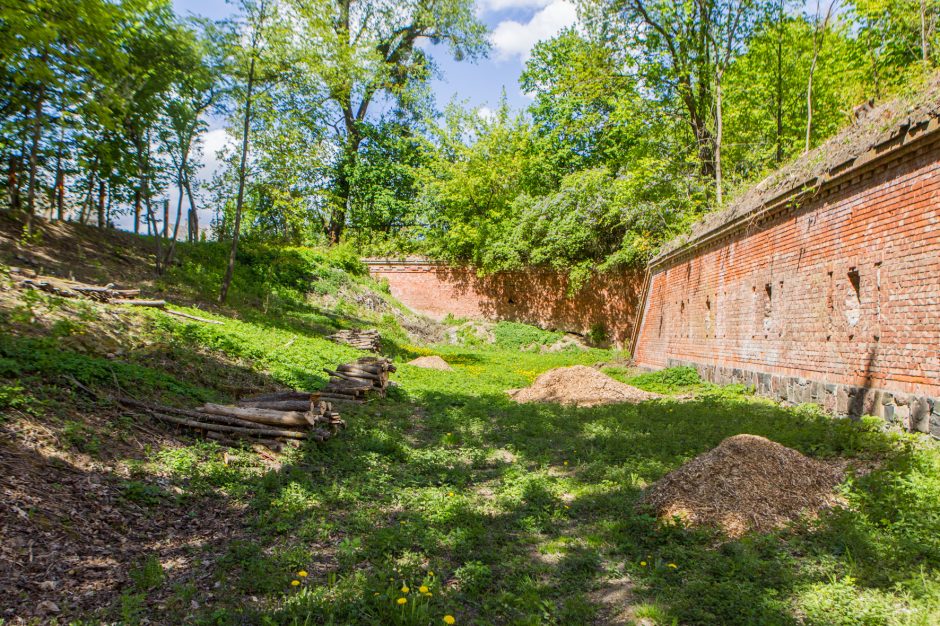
[{"x1": 2, "y1": 224, "x2": 940, "y2": 625}]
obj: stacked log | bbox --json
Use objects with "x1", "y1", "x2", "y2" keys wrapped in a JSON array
[
  {"x1": 321, "y1": 356, "x2": 396, "y2": 403},
  {"x1": 116, "y1": 393, "x2": 345, "y2": 448},
  {"x1": 329, "y1": 328, "x2": 381, "y2": 352}
]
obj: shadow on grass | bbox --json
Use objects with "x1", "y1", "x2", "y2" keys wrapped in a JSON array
[
  {"x1": 217, "y1": 384, "x2": 938, "y2": 625},
  {"x1": 5, "y1": 309, "x2": 936, "y2": 626}
]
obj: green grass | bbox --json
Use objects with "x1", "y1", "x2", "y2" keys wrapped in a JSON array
[
  {"x1": 2, "y1": 242, "x2": 939, "y2": 625},
  {"x1": 149, "y1": 352, "x2": 940, "y2": 624}
]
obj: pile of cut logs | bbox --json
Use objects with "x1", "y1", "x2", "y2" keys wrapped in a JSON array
[
  {"x1": 321, "y1": 356, "x2": 395, "y2": 403},
  {"x1": 10, "y1": 267, "x2": 220, "y2": 324},
  {"x1": 116, "y1": 392, "x2": 344, "y2": 450},
  {"x1": 329, "y1": 328, "x2": 381, "y2": 352}
]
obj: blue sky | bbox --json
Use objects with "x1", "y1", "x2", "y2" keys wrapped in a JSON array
[{"x1": 172, "y1": 0, "x2": 579, "y2": 114}]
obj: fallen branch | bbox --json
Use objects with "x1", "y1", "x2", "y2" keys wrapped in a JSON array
[
  {"x1": 113, "y1": 299, "x2": 167, "y2": 307},
  {"x1": 164, "y1": 309, "x2": 223, "y2": 325}
]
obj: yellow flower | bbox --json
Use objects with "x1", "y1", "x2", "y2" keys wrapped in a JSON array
[
  {"x1": 298, "y1": 570, "x2": 308, "y2": 578},
  {"x1": 443, "y1": 616, "x2": 456, "y2": 624},
  {"x1": 563, "y1": 460, "x2": 568, "y2": 466},
  {"x1": 640, "y1": 561, "x2": 647, "y2": 567},
  {"x1": 448, "y1": 492, "x2": 454, "y2": 497},
  {"x1": 419, "y1": 585, "x2": 429, "y2": 593},
  {"x1": 401, "y1": 585, "x2": 410, "y2": 593},
  {"x1": 397, "y1": 597, "x2": 407, "y2": 605},
  {"x1": 428, "y1": 571, "x2": 434, "y2": 577},
  {"x1": 668, "y1": 563, "x2": 678, "y2": 569},
  {"x1": 291, "y1": 580, "x2": 300, "y2": 586}
]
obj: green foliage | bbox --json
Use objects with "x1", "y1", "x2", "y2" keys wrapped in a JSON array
[
  {"x1": 627, "y1": 366, "x2": 704, "y2": 394},
  {"x1": 130, "y1": 555, "x2": 166, "y2": 591},
  {"x1": 0, "y1": 383, "x2": 37, "y2": 416},
  {"x1": 492, "y1": 321, "x2": 563, "y2": 351},
  {"x1": 62, "y1": 420, "x2": 101, "y2": 455}
]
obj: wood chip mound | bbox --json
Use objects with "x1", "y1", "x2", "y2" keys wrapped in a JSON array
[
  {"x1": 639, "y1": 434, "x2": 845, "y2": 537},
  {"x1": 407, "y1": 356, "x2": 453, "y2": 371},
  {"x1": 507, "y1": 365, "x2": 660, "y2": 407}
]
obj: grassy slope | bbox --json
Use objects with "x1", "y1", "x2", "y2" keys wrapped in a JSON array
[{"x1": 1, "y1": 215, "x2": 939, "y2": 625}]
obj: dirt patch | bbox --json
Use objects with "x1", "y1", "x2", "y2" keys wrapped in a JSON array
[
  {"x1": 639, "y1": 434, "x2": 845, "y2": 537},
  {"x1": 507, "y1": 366, "x2": 660, "y2": 407},
  {"x1": 406, "y1": 356, "x2": 453, "y2": 371}
]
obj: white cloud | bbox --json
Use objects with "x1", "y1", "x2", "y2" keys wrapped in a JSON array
[
  {"x1": 489, "y1": 0, "x2": 577, "y2": 62},
  {"x1": 476, "y1": 105, "x2": 496, "y2": 121},
  {"x1": 199, "y1": 128, "x2": 231, "y2": 178},
  {"x1": 477, "y1": 0, "x2": 554, "y2": 13}
]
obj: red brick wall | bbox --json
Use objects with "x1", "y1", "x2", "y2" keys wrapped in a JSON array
[
  {"x1": 366, "y1": 263, "x2": 644, "y2": 346},
  {"x1": 634, "y1": 136, "x2": 940, "y2": 404}
]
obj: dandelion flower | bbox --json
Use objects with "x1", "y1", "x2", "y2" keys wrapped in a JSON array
[
  {"x1": 428, "y1": 571, "x2": 435, "y2": 577},
  {"x1": 443, "y1": 615, "x2": 456, "y2": 624},
  {"x1": 397, "y1": 597, "x2": 407, "y2": 605},
  {"x1": 640, "y1": 561, "x2": 647, "y2": 567},
  {"x1": 419, "y1": 585, "x2": 429, "y2": 593},
  {"x1": 448, "y1": 492, "x2": 454, "y2": 497},
  {"x1": 298, "y1": 570, "x2": 308, "y2": 578},
  {"x1": 401, "y1": 585, "x2": 410, "y2": 593},
  {"x1": 291, "y1": 580, "x2": 300, "y2": 586},
  {"x1": 668, "y1": 563, "x2": 678, "y2": 569},
  {"x1": 563, "y1": 460, "x2": 568, "y2": 466}
]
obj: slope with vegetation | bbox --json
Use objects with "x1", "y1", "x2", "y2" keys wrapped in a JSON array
[{"x1": 2, "y1": 216, "x2": 940, "y2": 625}]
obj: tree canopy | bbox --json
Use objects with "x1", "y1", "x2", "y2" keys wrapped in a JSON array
[{"x1": 1, "y1": 0, "x2": 937, "y2": 291}]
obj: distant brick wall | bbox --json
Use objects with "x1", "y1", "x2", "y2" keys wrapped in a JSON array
[
  {"x1": 633, "y1": 133, "x2": 940, "y2": 433},
  {"x1": 365, "y1": 262, "x2": 644, "y2": 346}
]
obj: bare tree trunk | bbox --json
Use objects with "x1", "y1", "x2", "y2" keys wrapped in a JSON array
[{"x1": 220, "y1": 2, "x2": 265, "y2": 303}]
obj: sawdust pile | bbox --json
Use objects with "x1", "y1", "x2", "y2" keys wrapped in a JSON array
[
  {"x1": 407, "y1": 355, "x2": 453, "y2": 371},
  {"x1": 507, "y1": 365, "x2": 660, "y2": 407},
  {"x1": 640, "y1": 434, "x2": 845, "y2": 537}
]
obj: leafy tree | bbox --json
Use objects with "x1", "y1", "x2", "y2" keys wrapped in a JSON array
[{"x1": 287, "y1": 0, "x2": 488, "y2": 242}]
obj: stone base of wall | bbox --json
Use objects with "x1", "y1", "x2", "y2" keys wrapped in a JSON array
[{"x1": 666, "y1": 358, "x2": 940, "y2": 437}]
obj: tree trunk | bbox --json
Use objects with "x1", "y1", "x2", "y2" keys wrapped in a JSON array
[
  {"x1": 714, "y1": 71, "x2": 724, "y2": 206},
  {"x1": 134, "y1": 188, "x2": 141, "y2": 234},
  {"x1": 775, "y1": 0, "x2": 784, "y2": 164},
  {"x1": 326, "y1": 134, "x2": 360, "y2": 243},
  {"x1": 162, "y1": 176, "x2": 185, "y2": 269},
  {"x1": 220, "y1": 22, "x2": 261, "y2": 303},
  {"x1": 922, "y1": 0, "x2": 929, "y2": 69},
  {"x1": 26, "y1": 53, "x2": 48, "y2": 221},
  {"x1": 97, "y1": 178, "x2": 106, "y2": 227},
  {"x1": 6, "y1": 152, "x2": 21, "y2": 211},
  {"x1": 53, "y1": 142, "x2": 64, "y2": 220},
  {"x1": 806, "y1": 1, "x2": 834, "y2": 154},
  {"x1": 185, "y1": 176, "x2": 198, "y2": 242},
  {"x1": 162, "y1": 197, "x2": 169, "y2": 240}
]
